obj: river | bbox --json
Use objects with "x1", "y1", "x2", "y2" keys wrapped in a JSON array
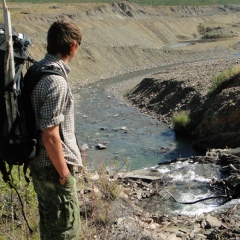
[
  {"x1": 73, "y1": 64, "x2": 239, "y2": 215},
  {"x1": 73, "y1": 64, "x2": 201, "y2": 171}
]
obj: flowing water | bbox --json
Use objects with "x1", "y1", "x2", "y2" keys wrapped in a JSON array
[
  {"x1": 74, "y1": 65, "x2": 200, "y2": 170},
  {"x1": 73, "y1": 65, "x2": 234, "y2": 215}
]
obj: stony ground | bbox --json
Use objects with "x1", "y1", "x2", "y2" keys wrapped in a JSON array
[
  {"x1": 80, "y1": 148, "x2": 240, "y2": 240},
  {"x1": 124, "y1": 57, "x2": 240, "y2": 125}
]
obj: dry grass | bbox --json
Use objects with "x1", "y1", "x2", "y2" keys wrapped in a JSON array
[
  {"x1": 0, "y1": 166, "x2": 39, "y2": 240},
  {"x1": 77, "y1": 160, "x2": 125, "y2": 239},
  {"x1": 0, "y1": 160, "x2": 125, "y2": 239}
]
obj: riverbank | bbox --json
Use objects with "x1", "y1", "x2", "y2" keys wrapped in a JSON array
[
  {"x1": 89, "y1": 40, "x2": 240, "y2": 240},
  {"x1": 109, "y1": 56, "x2": 239, "y2": 98},
  {"x1": 79, "y1": 148, "x2": 240, "y2": 240},
  {"x1": 123, "y1": 57, "x2": 240, "y2": 124}
]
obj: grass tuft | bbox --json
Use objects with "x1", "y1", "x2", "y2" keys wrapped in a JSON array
[
  {"x1": 208, "y1": 65, "x2": 240, "y2": 94},
  {"x1": 172, "y1": 111, "x2": 190, "y2": 132}
]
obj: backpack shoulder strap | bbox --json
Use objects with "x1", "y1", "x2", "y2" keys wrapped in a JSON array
[
  {"x1": 40, "y1": 65, "x2": 67, "y2": 80},
  {"x1": 24, "y1": 64, "x2": 67, "y2": 97}
]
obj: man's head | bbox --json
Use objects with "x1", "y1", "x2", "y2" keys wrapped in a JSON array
[{"x1": 47, "y1": 20, "x2": 82, "y2": 57}]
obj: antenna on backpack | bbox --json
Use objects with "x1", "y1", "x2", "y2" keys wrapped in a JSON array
[{"x1": 3, "y1": 0, "x2": 16, "y2": 132}]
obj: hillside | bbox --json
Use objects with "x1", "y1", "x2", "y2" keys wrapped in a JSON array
[{"x1": 2, "y1": 2, "x2": 240, "y2": 86}]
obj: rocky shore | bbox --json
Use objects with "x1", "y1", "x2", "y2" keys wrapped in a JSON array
[
  {"x1": 125, "y1": 56, "x2": 240, "y2": 151},
  {"x1": 126, "y1": 57, "x2": 240, "y2": 121},
  {"x1": 80, "y1": 148, "x2": 240, "y2": 240}
]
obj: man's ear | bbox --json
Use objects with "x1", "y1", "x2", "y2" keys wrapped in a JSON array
[
  {"x1": 70, "y1": 44, "x2": 75, "y2": 51},
  {"x1": 70, "y1": 43, "x2": 77, "y2": 51}
]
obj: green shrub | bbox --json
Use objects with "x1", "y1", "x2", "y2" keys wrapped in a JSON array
[
  {"x1": 208, "y1": 65, "x2": 240, "y2": 94},
  {"x1": 176, "y1": 34, "x2": 189, "y2": 40},
  {"x1": 197, "y1": 24, "x2": 206, "y2": 35},
  {"x1": 172, "y1": 111, "x2": 190, "y2": 132}
]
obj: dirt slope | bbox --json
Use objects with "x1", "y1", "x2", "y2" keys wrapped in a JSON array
[{"x1": 3, "y1": 2, "x2": 240, "y2": 86}]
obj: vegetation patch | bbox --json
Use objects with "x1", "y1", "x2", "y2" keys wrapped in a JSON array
[
  {"x1": 176, "y1": 34, "x2": 189, "y2": 40},
  {"x1": 0, "y1": 166, "x2": 39, "y2": 239},
  {"x1": 172, "y1": 111, "x2": 190, "y2": 133},
  {"x1": 208, "y1": 65, "x2": 240, "y2": 94}
]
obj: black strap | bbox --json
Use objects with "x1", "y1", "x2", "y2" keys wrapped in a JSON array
[
  {"x1": 41, "y1": 68, "x2": 67, "y2": 80},
  {"x1": 26, "y1": 64, "x2": 67, "y2": 96},
  {"x1": 8, "y1": 177, "x2": 33, "y2": 234}
]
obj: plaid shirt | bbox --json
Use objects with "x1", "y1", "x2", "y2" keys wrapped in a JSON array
[{"x1": 30, "y1": 53, "x2": 82, "y2": 168}]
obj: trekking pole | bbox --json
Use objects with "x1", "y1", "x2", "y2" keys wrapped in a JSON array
[{"x1": 3, "y1": 0, "x2": 16, "y2": 132}]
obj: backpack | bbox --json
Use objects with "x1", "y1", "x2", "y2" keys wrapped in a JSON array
[
  {"x1": 0, "y1": 23, "x2": 67, "y2": 233},
  {"x1": 0, "y1": 24, "x2": 34, "y2": 174},
  {"x1": 0, "y1": 25, "x2": 66, "y2": 181}
]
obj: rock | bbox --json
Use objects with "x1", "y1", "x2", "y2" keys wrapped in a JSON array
[
  {"x1": 113, "y1": 126, "x2": 129, "y2": 132},
  {"x1": 120, "y1": 126, "x2": 128, "y2": 131},
  {"x1": 96, "y1": 143, "x2": 107, "y2": 149},
  {"x1": 89, "y1": 173, "x2": 100, "y2": 181},
  {"x1": 195, "y1": 234, "x2": 207, "y2": 239},
  {"x1": 81, "y1": 143, "x2": 89, "y2": 151},
  {"x1": 193, "y1": 87, "x2": 240, "y2": 150},
  {"x1": 205, "y1": 214, "x2": 222, "y2": 228},
  {"x1": 141, "y1": 191, "x2": 151, "y2": 198}
]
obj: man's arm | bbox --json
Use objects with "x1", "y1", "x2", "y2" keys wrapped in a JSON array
[{"x1": 41, "y1": 125, "x2": 70, "y2": 185}]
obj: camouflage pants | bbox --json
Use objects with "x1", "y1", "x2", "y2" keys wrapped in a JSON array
[{"x1": 30, "y1": 165, "x2": 81, "y2": 240}]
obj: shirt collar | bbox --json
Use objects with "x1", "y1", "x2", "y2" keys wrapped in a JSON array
[{"x1": 45, "y1": 53, "x2": 71, "y2": 75}]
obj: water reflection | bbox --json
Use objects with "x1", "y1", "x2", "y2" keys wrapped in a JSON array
[{"x1": 168, "y1": 42, "x2": 191, "y2": 48}]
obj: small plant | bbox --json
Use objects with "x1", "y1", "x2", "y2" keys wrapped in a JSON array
[
  {"x1": 197, "y1": 24, "x2": 206, "y2": 35},
  {"x1": 78, "y1": 159, "x2": 127, "y2": 239},
  {"x1": 172, "y1": 111, "x2": 190, "y2": 132},
  {"x1": 208, "y1": 65, "x2": 240, "y2": 94},
  {"x1": 0, "y1": 166, "x2": 39, "y2": 239},
  {"x1": 96, "y1": 163, "x2": 121, "y2": 201},
  {"x1": 176, "y1": 34, "x2": 189, "y2": 40}
]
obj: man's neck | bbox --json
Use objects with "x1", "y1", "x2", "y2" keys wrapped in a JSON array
[{"x1": 55, "y1": 53, "x2": 69, "y2": 63}]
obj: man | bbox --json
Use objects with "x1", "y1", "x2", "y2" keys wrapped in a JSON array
[{"x1": 29, "y1": 20, "x2": 82, "y2": 240}]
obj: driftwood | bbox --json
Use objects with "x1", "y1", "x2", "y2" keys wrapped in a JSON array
[
  {"x1": 229, "y1": 164, "x2": 240, "y2": 173},
  {"x1": 166, "y1": 190, "x2": 229, "y2": 205}
]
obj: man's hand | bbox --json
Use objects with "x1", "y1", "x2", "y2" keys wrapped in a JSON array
[{"x1": 59, "y1": 172, "x2": 70, "y2": 185}]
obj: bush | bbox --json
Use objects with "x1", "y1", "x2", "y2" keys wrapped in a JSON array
[
  {"x1": 172, "y1": 111, "x2": 190, "y2": 132},
  {"x1": 197, "y1": 24, "x2": 206, "y2": 35},
  {"x1": 208, "y1": 65, "x2": 240, "y2": 94}
]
